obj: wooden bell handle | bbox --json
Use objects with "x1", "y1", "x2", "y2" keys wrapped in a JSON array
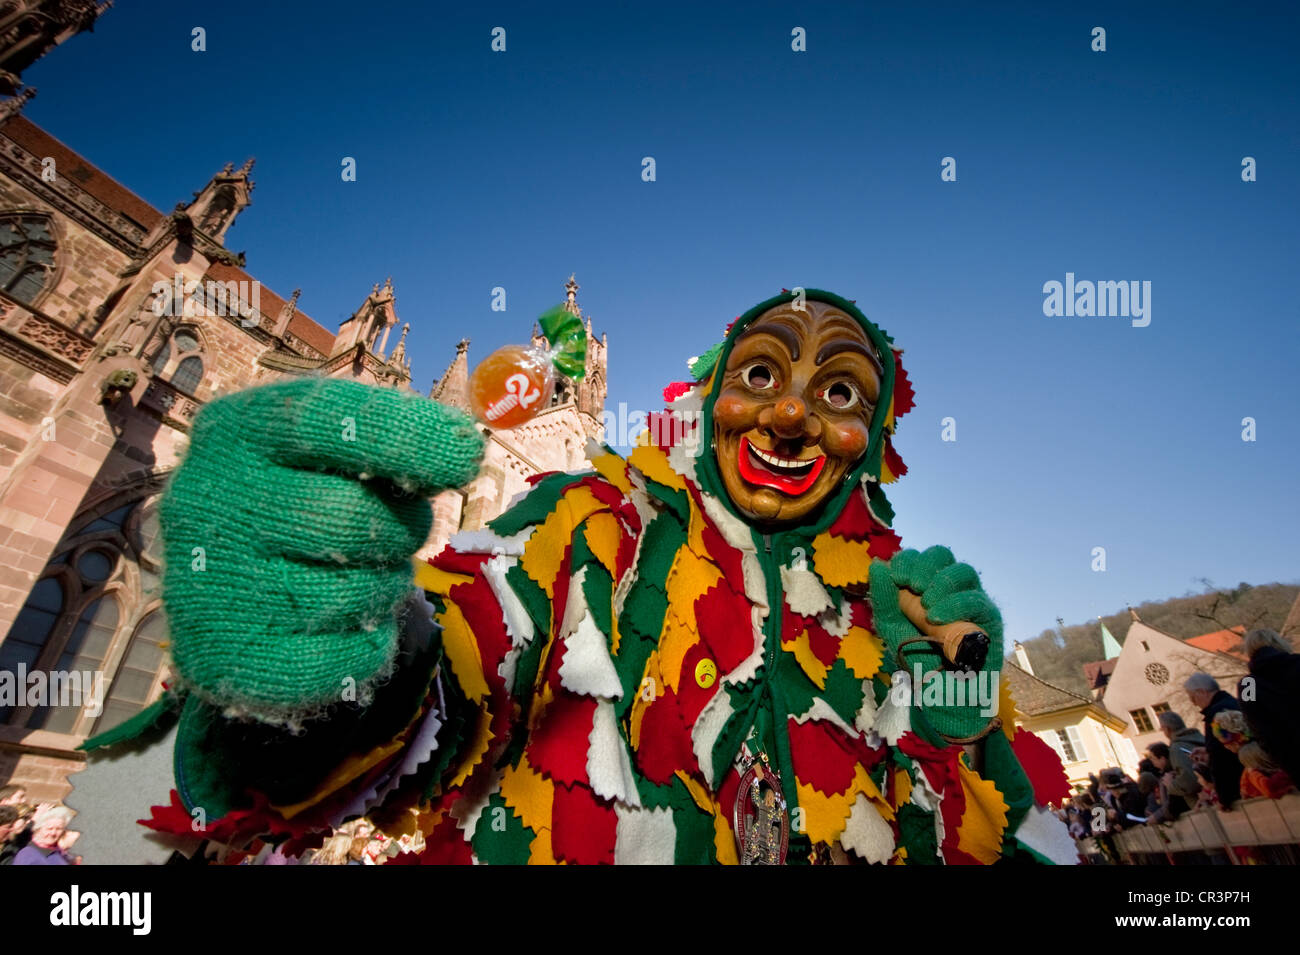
[{"x1": 896, "y1": 588, "x2": 990, "y2": 672}]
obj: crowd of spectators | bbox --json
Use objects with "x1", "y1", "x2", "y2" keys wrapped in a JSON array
[
  {"x1": 0, "y1": 784, "x2": 82, "y2": 865},
  {"x1": 1059, "y1": 628, "x2": 1300, "y2": 853}
]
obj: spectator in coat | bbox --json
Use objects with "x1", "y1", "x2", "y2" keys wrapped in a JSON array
[
  {"x1": 1185, "y1": 672, "x2": 1244, "y2": 809},
  {"x1": 1238, "y1": 628, "x2": 1300, "y2": 785},
  {"x1": 1150, "y1": 712, "x2": 1204, "y2": 812},
  {"x1": 12, "y1": 805, "x2": 79, "y2": 865}
]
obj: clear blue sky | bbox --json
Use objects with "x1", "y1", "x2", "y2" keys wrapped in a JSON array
[{"x1": 23, "y1": 1, "x2": 1299, "y2": 647}]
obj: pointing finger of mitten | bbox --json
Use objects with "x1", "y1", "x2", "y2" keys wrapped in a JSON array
[
  {"x1": 248, "y1": 465, "x2": 433, "y2": 564},
  {"x1": 885, "y1": 549, "x2": 923, "y2": 590},
  {"x1": 222, "y1": 378, "x2": 485, "y2": 494},
  {"x1": 920, "y1": 561, "x2": 981, "y2": 608},
  {"x1": 911, "y1": 545, "x2": 956, "y2": 592}
]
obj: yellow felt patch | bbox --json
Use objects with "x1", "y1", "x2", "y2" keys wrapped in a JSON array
[
  {"x1": 811, "y1": 531, "x2": 874, "y2": 588},
  {"x1": 628, "y1": 442, "x2": 686, "y2": 492},
  {"x1": 884, "y1": 395, "x2": 896, "y2": 433},
  {"x1": 788, "y1": 628, "x2": 829, "y2": 689},
  {"x1": 955, "y1": 764, "x2": 1010, "y2": 865},
  {"x1": 518, "y1": 503, "x2": 571, "y2": 600},
  {"x1": 448, "y1": 707, "x2": 494, "y2": 789},
  {"x1": 839, "y1": 625, "x2": 884, "y2": 680},
  {"x1": 436, "y1": 600, "x2": 490, "y2": 703},
  {"x1": 582, "y1": 511, "x2": 622, "y2": 579},
  {"x1": 527, "y1": 825, "x2": 558, "y2": 865},
  {"x1": 589, "y1": 449, "x2": 634, "y2": 494},
  {"x1": 629, "y1": 653, "x2": 662, "y2": 748},
  {"x1": 413, "y1": 559, "x2": 472, "y2": 598},
  {"x1": 795, "y1": 764, "x2": 875, "y2": 845},
  {"x1": 892, "y1": 767, "x2": 913, "y2": 812},
  {"x1": 499, "y1": 752, "x2": 554, "y2": 835},
  {"x1": 714, "y1": 811, "x2": 739, "y2": 865},
  {"x1": 658, "y1": 610, "x2": 700, "y2": 693},
  {"x1": 659, "y1": 550, "x2": 721, "y2": 691},
  {"x1": 999, "y1": 673, "x2": 1019, "y2": 741},
  {"x1": 560, "y1": 484, "x2": 607, "y2": 529},
  {"x1": 675, "y1": 770, "x2": 716, "y2": 816}
]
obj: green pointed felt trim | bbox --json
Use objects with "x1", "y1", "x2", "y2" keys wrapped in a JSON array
[
  {"x1": 471, "y1": 791, "x2": 534, "y2": 864},
  {"x1": 487, "y1": 471, "x2": 580, "y2": 537},
  {"x1": 613, "y1": 512, "x2": 685, "y2": 717},
  {"x1": 982, "y1": 729, "x2": 1034, "y2": 839},
  {"x1": 821, "y1": 659, "x2": 866, "y2": 727},
  {"x1": 538, "y1": 304, "x2": 587, "y2": 380},
  {"x1": 79, "y1": 691, "x2": 184, "y2": 752},
  {"x1": 505, "y1": 562, "x2": 551, "y2": 640},
  {"x1": 687, "y1": 340, "x2": 726, "y2": 380},
  {"x1": 581, "y1": 559, "x2": 614, "y2": 640},
  {"x1": 866, "y1": 480, "x2": 896, "y2": 528},
  {"x1": 672, "y1": 801, "x2": 718, "y2": 864}
]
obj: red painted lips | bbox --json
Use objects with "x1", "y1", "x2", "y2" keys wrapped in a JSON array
[{"x1": 737, "y1": 437, "x2": 826, "y2": 495}]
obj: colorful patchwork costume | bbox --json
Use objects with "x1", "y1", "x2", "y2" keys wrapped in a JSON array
[{"x1": 73, "y1": 289, "x2": 1076, "y2": 864}]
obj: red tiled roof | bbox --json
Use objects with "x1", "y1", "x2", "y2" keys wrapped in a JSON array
[
  {"x1": 1186, "y1": 626, "x2": 1248, "y2": 661},
  {"x1": 3, "y1": 116, "x2": 163, "y2": 229},
  {"x1": 204, "y1": 262, "x2": 335, "y2": 357},
  {"x1": 1081, "y1": 658, "x2": 1117, "y2": 690}
]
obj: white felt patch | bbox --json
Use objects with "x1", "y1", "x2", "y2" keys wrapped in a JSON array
[
  {"x1": 588, "y1": 699, "x2": 642, "y2": 808},
  {"x1": 448, "y1": 526, "x2": 532, "y2": 557},
  {"x1": 819, "y1": 602, "x2": 852, "y2": 638},
  {"x1": 557, "y1": 567, "x2": 623, "y2": 699},
  {"x1": 792, "y1": 697, "x2": 857, "y2": 737},
  {"x1": 483, "y1": 554, "x2": 534, "y2": 649},
  {"x1": 722, "y1": 605, "x2": 765, "y2": 687},
  {"x1": 614, "y1": 804, "x2": 677, "y2": 864},
  {"x1": 841, "y1": 792, "x2": 896, "y2": 864},
  {"x1": 781, "y1": 563, "x2": 831, "y2": 616},
  {"x1": 664, "y1": 387, "x2": 707, "y2": 484},
  {"x1": 691, "y1": 690, "x2": 735, "y2": 788},
  {"x1": 854, "y1": 679, "x2": 878, "y2": 735},
  {"x1": 872, "y1": 670, "x2": 913, "y2": 746},
  {"x1": 1014, "y1": 806, "x2": 1081, "y2": 865}
]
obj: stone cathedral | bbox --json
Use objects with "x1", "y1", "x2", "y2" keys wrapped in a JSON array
[{"x1": 0, "y1": 5, "x2": 608, "y2": 800}]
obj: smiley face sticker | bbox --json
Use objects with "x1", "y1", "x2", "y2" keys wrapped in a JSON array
[{"x1": 695, "y1": 658, "x2": 718, "y2": 689}]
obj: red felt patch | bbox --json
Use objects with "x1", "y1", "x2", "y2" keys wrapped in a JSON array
[
  {"x1": 826, "y1": 487, "x2": 876, "y2": 541},
  {"x1": 695, "y1": 580, "x2": 754, "y2": 671},
  {"x1": 787, "y1": 718, "x2": 859, "y2": 796},
  {"x1": 525, "y1": 469, "x2": 562, "y2": 487},
  {"x1": 1011, "y1": 729, "x2": 1073, "y2": 807},
  {"x1": 431, "y1": 548, "x2": 491, "y2": 577},
  {"x1": 883, "y1": 438, "x2": 908, "y2": 480},
  {"x1": 663, "y1": 381, "x2": 693, "y2": 402},
  {"x1": 635, "y1": 688, "x2": 700, "y2": 784},
  {"x1": 417, "y1": 815, "x2": 475, "y2": 864},
  {"x1": 868, "y1": 525, "x2": 903, "y2": 561},
  {"x1": 527, "y1": 694, "x2": 597, "y2": 787},
  {"x1": 450, "y1": 576, "x2": 512, "y2": 695},
  {"x1": 892, "y1": 352, "x2": 916, "y2": 418},
  {"x1": 675, "y1": 643, "x2": 720, "y2": 727},
  {"x1": 552, "y1": 781, "x2": 617, "y2": 865}
]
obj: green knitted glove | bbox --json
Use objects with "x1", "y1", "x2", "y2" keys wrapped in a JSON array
[
  {"x1": 870, "y1": 546, "x2": 1004, "y2": 743},
  {"x1": 159, "y1": 377, "x2": 485, "y2": 725}
]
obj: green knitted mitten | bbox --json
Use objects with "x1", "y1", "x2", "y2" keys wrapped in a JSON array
[
  {"x1": 159, "y1": 377, "x2": 485, "y2": 726},
  {"x1": 869, "y1": 545, "x2": 1004, "y2": 743}
]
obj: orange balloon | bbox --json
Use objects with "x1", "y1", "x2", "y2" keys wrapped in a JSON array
[{"x1": 469, "y1": 344, "x2": 554, "y2": 429}]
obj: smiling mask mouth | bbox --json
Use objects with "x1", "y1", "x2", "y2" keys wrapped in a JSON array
[{"x1": 737, "y1": 436, "x2": 826, "y2": 495}]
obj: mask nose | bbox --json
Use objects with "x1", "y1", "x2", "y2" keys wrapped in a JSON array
[{"x1": 760, "y1": 395, "x2": 821, "y2": 443}]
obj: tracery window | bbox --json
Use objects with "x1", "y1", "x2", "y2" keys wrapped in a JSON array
[
  {"x1": 0, "y1": 495, "x2": 171, "y2": 736},
  {"x1": 0, "y1": 213, "x2": 57, "y2": 305},
  {"x1": 150, "y1": 325, "x2": 206, "y2": 396}
]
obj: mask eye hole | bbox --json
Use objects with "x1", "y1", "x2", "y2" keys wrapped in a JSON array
[
  {"x1": 742, "y1": 362, "x2": 778, "y2": 391},
  {"x1": 819, "y1": 381, "x2": 860, "y2": 410}
]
